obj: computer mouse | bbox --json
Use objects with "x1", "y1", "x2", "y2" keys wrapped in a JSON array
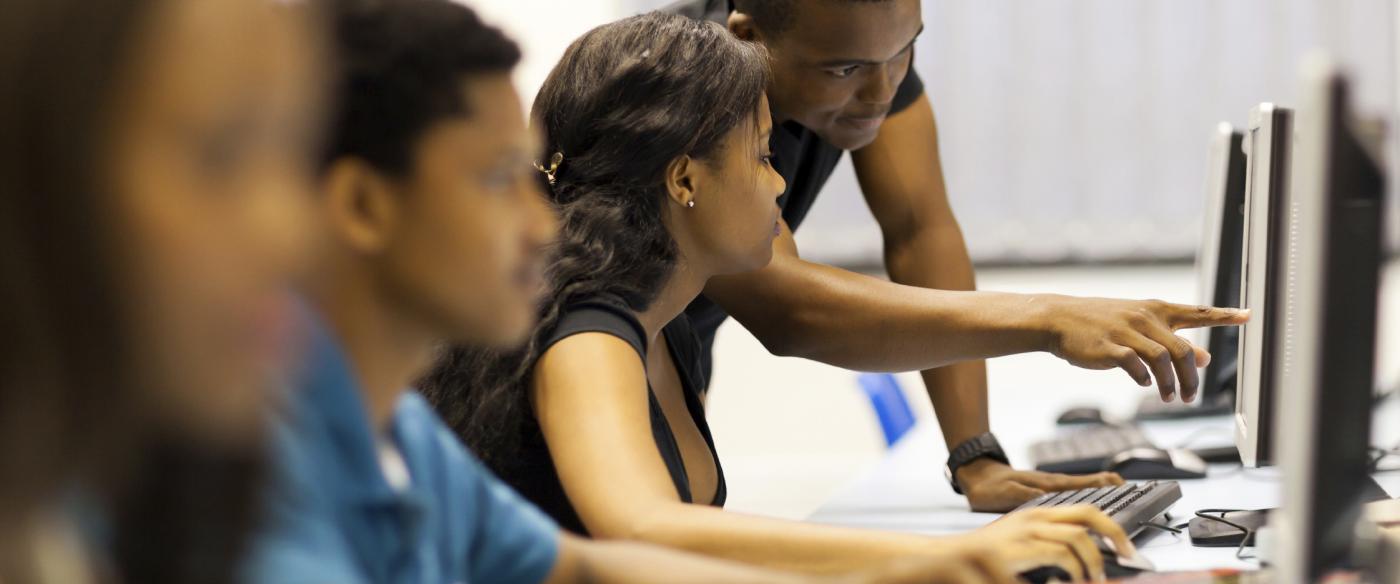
[
  {"x1": 1017, "y1": 562, "x2": 1149, "y2": 584},
  {"x1": 1056, "y1": 406, "x2": 1106, "y2": 425},
  {"x1": 1105, "y1": 447, "x2": 1209, "y2": 480},
  {"x1": 1103, "y1": 551, "x2": 1155, "y2": 579},
  {"x1": 1017, "y1": 565, "x2": 1072, "y2": 584},
  {"x1": 1098, "y1": 534, "x2": 1157, "y2": 576},
  {"x1": 1017, "y1": 538, "x2": 1155, "y2": 583}
]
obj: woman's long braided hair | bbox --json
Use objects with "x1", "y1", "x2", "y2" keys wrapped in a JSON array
[{"x1": 419, "y1": 11, "x2": 768, "y2": 468}]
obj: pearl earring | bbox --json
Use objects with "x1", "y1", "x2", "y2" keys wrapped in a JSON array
[{"x1": 686, "y1": 200, "x2": 696, "y2": 208}]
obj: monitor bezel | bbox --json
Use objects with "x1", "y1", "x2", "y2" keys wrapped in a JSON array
[
  {"x1": 1235, "y1": 103, "x2": 1293, "y2": 468},
  {"x1": 1271, "y1": 56, "x2": 1386, "y2": 583}
]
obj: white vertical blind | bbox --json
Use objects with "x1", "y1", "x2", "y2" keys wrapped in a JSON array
[
  {"x1": 786, "y1": 0, "x2": 1396, "y2": 266},
  {"x1": 480, "y1": 0, "x2": 1398, "y2": 265},
  {"x1": 458, "y1": 0, "x2": 628, "y2": 112}
]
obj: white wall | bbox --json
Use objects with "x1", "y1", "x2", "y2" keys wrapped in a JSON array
[
  {"x1": 458, "y1": 0, "x2": 630, "y2": 111},
  {"x1": 784, "y1": 0, "x2": 1398, "y2": 266},
  {"x1": 470, "y1": 0, "x2": 1399, "y2": 265}
]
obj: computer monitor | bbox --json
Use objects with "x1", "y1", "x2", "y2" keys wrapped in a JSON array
[
  {"x1": 1270, "y1": 56, "x2": 1387, "y2": 583},
  {"x1": 1235, "y1": 103, "x2": 1293, "y2": 468},
  {"x1": 1195, "y1": 124, "x2": 1249, "y2": 406},
  {"x1": 1134, "y1": 125, "x2": 1249, "y2": 421}
]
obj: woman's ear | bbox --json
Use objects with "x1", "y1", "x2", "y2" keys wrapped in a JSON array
[
  {"x1": 727, "y1": 11, "x2": 763, "y2": 43},
  {"x1": 663, "y1": 154, "x2": 699, "y2": 209},
  {"x1": 320, "y1": 158, "x2": 402, "y2": 255}
]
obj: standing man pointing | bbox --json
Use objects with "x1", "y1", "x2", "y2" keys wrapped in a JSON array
[{"x1": 668, "y1": 0, "x2": 1240, "y2": 511}]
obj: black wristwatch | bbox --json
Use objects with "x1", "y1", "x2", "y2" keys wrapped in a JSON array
[{"x1": 944, "y1": 433, "x2": 1010, "y2": 495}]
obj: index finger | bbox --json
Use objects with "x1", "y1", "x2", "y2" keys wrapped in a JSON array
[
  {"x1": 1166, "y1": 304, "x2": 1251, "y2": 330},
  {"x1": 1031, "y1": 505, "x2": 1139, "y2": 560}
]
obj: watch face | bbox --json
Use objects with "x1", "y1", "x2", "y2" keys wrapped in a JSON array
[{"x1": 974, "y1": 434, "x2": 998, "y2": 451}]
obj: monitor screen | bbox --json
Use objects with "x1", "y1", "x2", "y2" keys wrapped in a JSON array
[
  {"x1": 1196, "y1": 125, "x2": 1247, "y2": 405},
  {"x1": 1234, "y1": 104, "x2": 1292, "y2": 468},
  {"x1": 1271, "y1": 56, "x2": 1386, "y2": 582}
]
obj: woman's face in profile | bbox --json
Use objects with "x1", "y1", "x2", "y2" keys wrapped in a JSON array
[
  {"x1": 687, "y1": 94, "x2": 788, "y2": 275},
  {"x1": 104, "y1": 0, "x2": 325, "y2": 445}
]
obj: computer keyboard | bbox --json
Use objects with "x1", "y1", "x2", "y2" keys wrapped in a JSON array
[
  {"x1": 1030, "y1": 424, "x2": 1157, "y2": 474},
  {"x1": 1013, "y1": 481, "x2": 1183, "y2": 538}
]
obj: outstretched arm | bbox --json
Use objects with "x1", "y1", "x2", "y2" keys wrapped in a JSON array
[
  {"x1": 546, "y1": 534, "x2": 1023, "y2": 584},
  {"x1": 531, "y1": 333, "x2": 1134, "y2": 579},
  {"x1": 703, "y1": 223, "x2": 1246, "y2": 402},
  {"x1": 851, "y1": 94, "x2": 1125, "y2": 511}
]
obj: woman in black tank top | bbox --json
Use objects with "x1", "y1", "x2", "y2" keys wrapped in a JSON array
[
  {"x1": 494, "y1": 298, "x2": 726, "y2": 535},
  {"x1": 421, "y1": 13, "x2": 777, "y2": 539},
  {"x1": 420, "y1": 10, "x2": 1138, "y2": 578}
]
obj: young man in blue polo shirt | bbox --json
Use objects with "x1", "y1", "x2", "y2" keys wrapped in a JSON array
[{"x1": 240, "y1": 1, "x2": 1019, "y2": 582}]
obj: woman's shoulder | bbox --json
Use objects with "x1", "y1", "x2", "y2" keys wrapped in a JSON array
[{"x1": 545, "y1": 294, "x2": 647, "y2": 358}]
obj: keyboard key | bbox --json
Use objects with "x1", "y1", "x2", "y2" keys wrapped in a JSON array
[
  {"x1": 1094, "y1": 484, "x2": 1137, "y2": 511},
  {"x1": 1011, "y1": 481, "x2": 1182, "y2": 541},
  {"x1": 1080, "y1": 486, "x2": 1120, "y2": 507}
]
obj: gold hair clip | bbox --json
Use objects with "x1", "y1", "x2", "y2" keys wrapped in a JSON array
[{"x1": 534, "y1": 152, "x2": 564, "y2": 186}]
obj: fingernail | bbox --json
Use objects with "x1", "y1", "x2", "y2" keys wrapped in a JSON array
[
  {"x1": 1163, "y1": 389, "x2": 1175, "y2": 402},
  {"x1": 1105, "y1": 537, "x2": 1138, "y2": 559}
]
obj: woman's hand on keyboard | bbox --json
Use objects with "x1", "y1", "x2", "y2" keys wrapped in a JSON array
[{"x1": 958, "y1": 504, "x2": 1140, "y2": 582}]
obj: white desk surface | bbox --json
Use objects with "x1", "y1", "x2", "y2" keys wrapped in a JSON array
[
  {"x1": 801, "y1": 261, "x2": 1400, "y2": 572},
  {"x1": 808, "y1": 390, "x2": 1400, "y2": 573}
]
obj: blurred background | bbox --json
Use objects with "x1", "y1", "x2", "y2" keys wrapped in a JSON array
[
  {"x1": 468, "y1": 0, "x2": 1398, "y2": 267},
  {"x1": 463, "y1": 0, "x2": 1400, "y2": 520}
]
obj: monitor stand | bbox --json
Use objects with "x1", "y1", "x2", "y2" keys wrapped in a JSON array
[
  {"x1": 1134, "y1": 365, "x2": 1236, "y2": 421},
  {"x1": 1187, "y1": 477, "x2": 1390, "y2": 549},
  {"x1": 1360, "y1": 475, "x2": 1392, "y2": 504},
  {"x1": 1134, "y1": 390, "x2": 1234, "y2": 421}
]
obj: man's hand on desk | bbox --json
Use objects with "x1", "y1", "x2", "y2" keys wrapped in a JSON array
[{"x1": 957, "y1": 458, "x2": 1123, "y2": 513}]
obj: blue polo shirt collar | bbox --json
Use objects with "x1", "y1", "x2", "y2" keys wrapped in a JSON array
[{"x1": 298, "y1": 318, "x2": 430, "y2": 513}]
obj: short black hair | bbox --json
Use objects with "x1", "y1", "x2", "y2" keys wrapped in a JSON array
[
  {"x1": 733, "y1": 0, "x2": 891, "y2": 37},
  {"x1": 325, "y1": 0, "x2": 521, "y2": 174}
]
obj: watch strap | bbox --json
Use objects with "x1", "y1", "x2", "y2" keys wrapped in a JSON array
[{"x1": 946, "y1": 433, "x2": 1009, "y2": 495}]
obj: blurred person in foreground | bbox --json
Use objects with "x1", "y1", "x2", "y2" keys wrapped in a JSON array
[{"x1": 0, "y1": 0, "x2": 325, "y2": 581}]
